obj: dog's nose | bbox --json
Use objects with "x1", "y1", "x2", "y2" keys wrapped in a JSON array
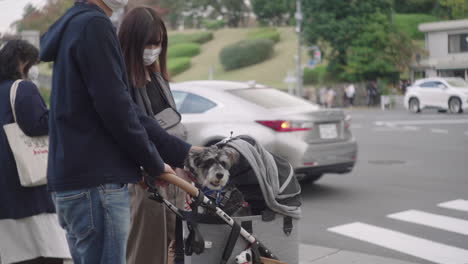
[{"x1": 216, "y1": 173, "x2": 224, "y2": 179}]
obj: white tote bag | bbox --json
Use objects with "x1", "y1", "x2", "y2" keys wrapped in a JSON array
[{"x1": 3, "y1": 80, "x2": 48, "y2": 187}]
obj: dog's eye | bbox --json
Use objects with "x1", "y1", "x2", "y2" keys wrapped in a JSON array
[{"x1": 220, "y1": 161, "x2": 227, "y2": 168}]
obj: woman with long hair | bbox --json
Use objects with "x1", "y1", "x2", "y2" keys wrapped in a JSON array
[
  {"x1": 0, "y1": 39, "x2": 70, "y2": 264},
  {"x1": 118, "y1": 7, "x2": 188, "y2": 264}
]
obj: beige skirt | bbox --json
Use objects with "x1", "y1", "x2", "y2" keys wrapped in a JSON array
[{"x1": 0, "y1": 213, "x2": 71, "y2": 264}]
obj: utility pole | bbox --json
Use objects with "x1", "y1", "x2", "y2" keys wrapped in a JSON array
[{"x1": 295, "y1": 0, "x2": 303, "y2": 97}]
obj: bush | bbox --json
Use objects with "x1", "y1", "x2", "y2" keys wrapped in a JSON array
[
  {"x1": 168, "y1": 57, "x2": 191, "y2": 76},
  {"x1": 167, "y1": 43, "x2": 201, "y2": 59},
  {"x1": 247, "y1": 28, "x2": 280, "y2": 43},
  {"x1": 303, "y1": 65, "x2": 327, "y2": 85},
  {"x1": 38, "y1": 87, "x2": 51, "y2": 106},
  {"x1": 219, "y1": 38, "x2": 275, "y2": 71},
  {"x1": 203, "y1": 19, "x2": 225, "y2": 30},
  {"x1": 394, "y1": 14, "x2": 440, "y2": 39},
  {"x1": 169, "y1": 32, "x2": 214, "y2": 45}
]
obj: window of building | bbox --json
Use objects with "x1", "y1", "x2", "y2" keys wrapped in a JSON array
[{"x1": 448, "y1": 33, "x2": 468, "y2": 53}]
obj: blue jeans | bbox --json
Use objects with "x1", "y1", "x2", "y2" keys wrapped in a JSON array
[{"x1": 52, "y1": 184, "x2": 130, "y2": 264}]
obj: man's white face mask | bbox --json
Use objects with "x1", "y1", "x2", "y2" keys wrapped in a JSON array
[
  {"x1": 102, "y1": 0, "x2": 128, "y2": 12},
  {"x1": 143, "y1": 47, "x2": 161, "y2": 66}
]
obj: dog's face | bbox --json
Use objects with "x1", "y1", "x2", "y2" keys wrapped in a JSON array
[{"x1": 186, "y1": 146, "x2": 240, "y2": 190}]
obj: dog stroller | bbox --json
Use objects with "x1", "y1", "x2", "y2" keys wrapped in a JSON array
[{"x1": 149, "y1": 136, "x2": 302, "y2": 264}]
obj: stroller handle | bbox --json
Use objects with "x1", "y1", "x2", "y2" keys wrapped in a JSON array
[{"x1": 159, "y1": 172, "x2": 199, "y2": 197}]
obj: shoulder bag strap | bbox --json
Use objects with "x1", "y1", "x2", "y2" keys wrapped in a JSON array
[{"x1": 9, "y1": 80, "x2": 23, "y2": 123}]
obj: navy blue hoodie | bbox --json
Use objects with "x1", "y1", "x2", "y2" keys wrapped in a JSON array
[{"x1": 40, "y1": 3, "x2": 191, "y2": 191}]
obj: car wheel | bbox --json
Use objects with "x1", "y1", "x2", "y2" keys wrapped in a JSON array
[
  {"x1": 409, "y1": 98, "x2": 421, "y2": 113},
  {"x1": 448, "y1": 97, "x2": 463, "y2": 114},
  {"x1": 300, "y1": 173, "x2": 323, "y2": 184}
]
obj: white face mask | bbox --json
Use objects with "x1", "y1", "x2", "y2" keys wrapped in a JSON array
[
  {"x1": 27, "y1": 65, "x2": 39, "y2": 82},
  {"x1": 143, "y1": 47, "x2": 161, "y2": 66},
  {"x1": 102, "y1": 0, "x2": 128, "y2": 12}
]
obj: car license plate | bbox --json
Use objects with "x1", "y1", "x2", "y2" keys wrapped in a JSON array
[{"x1": 319, "y1": 124, "x2": 338, "y2": 139}]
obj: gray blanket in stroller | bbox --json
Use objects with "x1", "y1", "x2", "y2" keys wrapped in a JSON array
[{"x1": 221, "y1": 136, "x2": 302, "y2": 219}]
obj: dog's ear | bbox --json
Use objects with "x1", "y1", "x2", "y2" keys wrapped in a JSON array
[
  {"x1": 186, "y1": 148, "x2": 204, "y2": 168},
  {"x1": 223, "y1": 147, "x2": 240, "y2": 167}
]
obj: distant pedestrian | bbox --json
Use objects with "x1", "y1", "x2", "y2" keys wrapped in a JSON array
[
  {"x1": 345, "y1": 83, "x2": 355, "y2": 107},
  {"x1": 0, "y1": 39, "x2": 71, "y2": 264},
  {"x1": 366, "y1": 81, "x2": 378, "y2": 106},
  {"x1": 326, "y1": 87, "x2": 336, "y2": 108}
]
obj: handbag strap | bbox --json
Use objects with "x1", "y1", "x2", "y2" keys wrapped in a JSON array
[{"x1": 9, "y1": 80, "x2": 23, "y2": 123}]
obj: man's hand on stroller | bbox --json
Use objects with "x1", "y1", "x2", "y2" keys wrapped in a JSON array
[{"x1": 139, "y1": 164, "x2": 175, "y2": 189}]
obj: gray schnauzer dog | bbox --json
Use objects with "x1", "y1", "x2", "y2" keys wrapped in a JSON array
[{"x1": 186, "y1": 145, "x2": 240, "y2": 190}]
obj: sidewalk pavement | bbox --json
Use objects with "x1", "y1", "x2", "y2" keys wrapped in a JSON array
[{"x1": 299, "y1": 244, "x2": 419, "y2": 264}]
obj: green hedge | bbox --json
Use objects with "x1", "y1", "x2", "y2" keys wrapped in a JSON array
[
  {"x1": 303, "y1": 65, "x2": 327, "y2": 85},
  {"x1": 168, "y1": 57, "x2": 191, "y2": 76},
  {"x1": 394, "y1": 14, "x2": 440, "y2": 39},
  {"x1": 169, "y1": 32, "x2": 214, "y2": 45},
  {"x1": 203, "y1": 19, "x2": 225, "y2": 30},
  {"x1": 247, "y1": 28, "x2": 280, "y2": 43},
  {"x1": 220, "y1": 38, "x2": 274, "y2": 71},
  {"x1": 168, "y1": 43, "x2": 201, "y2": 59}
]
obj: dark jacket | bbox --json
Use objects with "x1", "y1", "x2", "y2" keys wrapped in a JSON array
[
  {"x1": 0, "y1": 80, "x2": 55, "y2": 219},
  {"x1": 40, "y1": 3, "x2": 190, "y2": 191}
]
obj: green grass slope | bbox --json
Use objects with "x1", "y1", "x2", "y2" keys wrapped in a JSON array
[
  {"x1": 172, "y1": 27, "x2": 308, "y2": 90},
  {"x1": 394, "y1": 13, "x2": 441, "y2": 39}
]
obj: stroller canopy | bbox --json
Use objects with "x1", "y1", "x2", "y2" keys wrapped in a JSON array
[{"x1": 219, "y1": 135, "x2": 302, "y2": 219}]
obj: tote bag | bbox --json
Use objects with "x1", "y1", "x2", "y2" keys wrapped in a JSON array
[{"x1": 3, "y1": 80, "x2": 48, "y2": 187}]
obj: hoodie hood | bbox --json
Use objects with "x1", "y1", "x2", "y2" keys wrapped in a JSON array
[{"x1": 40, "y1": 3, "x2": 103, "y2": 62}]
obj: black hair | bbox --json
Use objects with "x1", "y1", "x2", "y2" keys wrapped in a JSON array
[{"x1": 0, "y1": 39, "x2": 39, "y2": 82}]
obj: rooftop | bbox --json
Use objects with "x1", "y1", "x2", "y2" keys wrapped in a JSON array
[{"x1": 419, "y1": 19, "x2": 468, "y2": 33}]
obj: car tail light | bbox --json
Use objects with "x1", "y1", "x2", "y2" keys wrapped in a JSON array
[{"x1": 256, "y1": 120, "x2": 312, "y2": 132}]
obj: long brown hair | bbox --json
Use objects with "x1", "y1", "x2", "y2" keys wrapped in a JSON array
[{"x1": 118, "y1": 7, "x2": 169, "y2": 88}]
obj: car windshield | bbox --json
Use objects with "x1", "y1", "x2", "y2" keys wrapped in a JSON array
[
  {"x1": 229, "y1": 88, "x2": 314, "y2": 109},
  {"x1": 445, "y1": 78, "x2": 468, "y2": 88}
]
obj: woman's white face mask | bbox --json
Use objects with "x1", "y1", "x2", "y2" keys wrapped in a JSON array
[
  {"x1": 27, "y1": 65, "x2": 39, "y2": 82},
  {"x1": 102, "y1": 0, "x2": 128, "y2": 12},
  {"x1": 143, "y1": 47, "x2": 161, "y2": 66}
]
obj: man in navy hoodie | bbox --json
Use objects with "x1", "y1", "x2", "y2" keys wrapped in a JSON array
[{"x1": 40, "y1": 0, "x2": 192, "y2": 263}]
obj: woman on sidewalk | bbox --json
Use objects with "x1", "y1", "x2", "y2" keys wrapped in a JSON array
[
  {"x1": 0, "y1": 40, "x2": 70, "y2": 264},
  {"x1": 119, "y1": 7, "x2": 189, "y2": 264}
]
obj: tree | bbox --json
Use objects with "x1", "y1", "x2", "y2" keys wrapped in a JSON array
[
  {"x1": 16, "y1": 0, "x2": 74, "y2": 34},
  {"x1": 251, "y1": 0, "x2": 293, "y2": 26},
  {"x1": 302, "y1": 0, "x2": 404, "y2": 81},
  {"x1": 393, "y1": 0, "x2": 438, "y2": 14},
  {"x1": 439, "y1": 0, "x2": 468, "y2": 19}
]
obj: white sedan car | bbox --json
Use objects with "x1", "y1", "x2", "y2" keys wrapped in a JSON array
[
  {"x1": 171, "y1": 80, "x2": 357, "y2": 183},
  {"x1": 404, "y1": 77, "x2": 468, "y2": 113}
]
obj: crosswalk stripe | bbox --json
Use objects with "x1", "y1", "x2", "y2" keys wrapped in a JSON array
[
  {"x1": 328, "y1": 222, "x2": 468, "y2": 264},
  {"x1": 439, "y1": 199, "x2": 468, "y2": 212},
  {"x1": 387, "y1": 210, "x2": 468, "y2": 236},
  {"x1": 431, "y1": 128, "x2": 449, "y2": 134},
  {"x1": 375, "y1": 119, "x2": 468, "y2": 126},
  {"x1": 403, "y1": 126, "x2": 420, "y2": 131}
]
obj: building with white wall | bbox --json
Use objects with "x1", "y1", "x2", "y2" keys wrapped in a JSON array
[{"x1": 412, "y1": 19, "x2": 468, "y2": 81}]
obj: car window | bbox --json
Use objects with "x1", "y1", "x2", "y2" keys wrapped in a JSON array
[
  {"x1": 173, "y1": 91, "x2": 217, "y2": 114},
  {"x1": 229, "y1": 88, "x2": 313, "y2": 109},
  {"x1": 172, "y1": 91, "x2": 188, "y2": 110},
  {"x1": 419, "y1": 82, "x2": 436, "y2": 88}
]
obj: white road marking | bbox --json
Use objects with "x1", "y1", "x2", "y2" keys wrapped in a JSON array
[
  {"x1": 328, "y1": 222, "x2": 468, "y2": 264},
  {"x1": 375, "y1": 119, "x2": 468, "y2": 126},
  {"x1": 402, "y1": 126, "x2": 420, "y2": 131},
  {"x1": 431, "y1": 129, "x2": 449, "y2": 134},
  {"x1": 439, "y1": 200, "x2": 468, "y2": 212},
  {"x1": 350, "y1": 124, "x2": 363, "y2": 129},
  {"x1": 387, "y1": 210, "x2": 468, "y2": 236}
]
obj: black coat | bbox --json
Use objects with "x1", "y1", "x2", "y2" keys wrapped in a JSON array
[
  {"x1": 40, "y1": 3, "x2": 190, "y2": 191},
  {"x1": 0, "y1": 80, "x2": 54, "y2": 219}
]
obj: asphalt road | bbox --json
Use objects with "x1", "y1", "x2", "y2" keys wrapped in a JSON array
[{"x1": 298, "y1": 108, "x2": 468, "y2": 264}]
